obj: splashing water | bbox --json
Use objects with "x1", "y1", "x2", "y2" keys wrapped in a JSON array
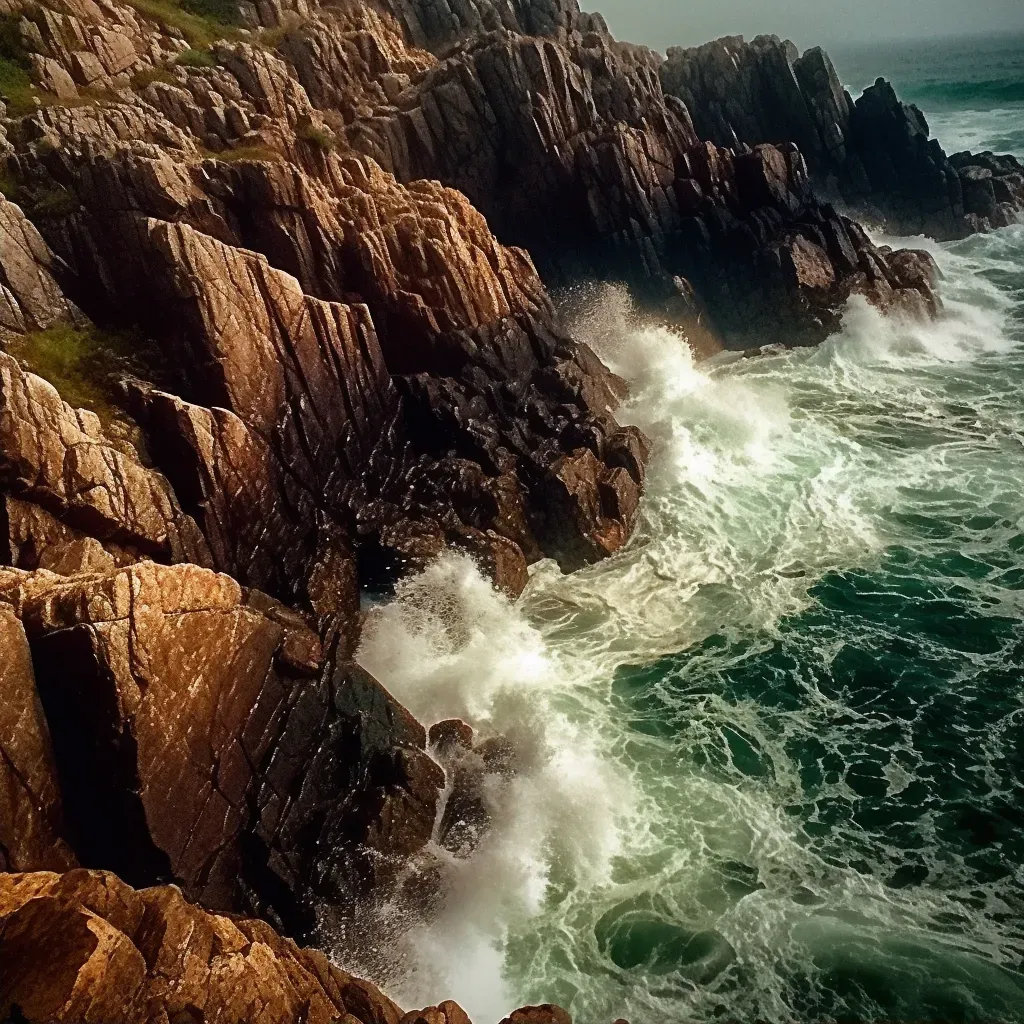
[
  {"x1": 344, "y1": 35, "x2": 1024, "y2": 1022},
  {"x1": 356, "y1": 556, "x2": 630, "y2": 1021},
  {"x1": 506, "y1": 224, "x2": 1024, "y2": 1022},
  {"x1": 348, "y1": 215, "x2": 1024, "y2": 1023}
]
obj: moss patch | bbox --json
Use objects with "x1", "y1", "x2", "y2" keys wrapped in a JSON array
[
  {"x1": 0, "y1": 57, "x2": 41, "y2": 116},
  {"x1": 0, "y1": 13, "x2": 46, "y2": 115},
  {"x1": 26, "y1": 185, "x2": 80, "y2": 219},
  {"x1": 131, "y1": 65, "x2": 180, "y2": 90},
  {"x1": 124, "y1": 0, "x2": 241, "y2": 49},
  {"x1": 199, "y1": 143, "x2": 283, "y2": 163},
  {"x1": 174, "y1": 46, "x2": 217, "y2": 68},
  {"x1": 179, "y1": 0, "x2": 243, "y2": 25},
  {"x1": 7, "y1": 321, "x2": 172, "y2": 421},
  {"x1": 297, "y1": 120, "x2": 336, "y2": 152},
  {"x1": 0, "y1": 165, "x2": 24, "y2": 204}
]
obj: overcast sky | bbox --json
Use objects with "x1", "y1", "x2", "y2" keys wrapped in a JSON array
[{"x1": 589, "y1": 0, "x2": 1024, "y2": 50}]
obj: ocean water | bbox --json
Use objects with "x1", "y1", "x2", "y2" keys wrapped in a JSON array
[
  {"x1": 351, "y1": 38, "x2": 1024, "y2": 1024},
  {"x1": 831, "y1": 33, "x2": 1024, "y2": 158}
]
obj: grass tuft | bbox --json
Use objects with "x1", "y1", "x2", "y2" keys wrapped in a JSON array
[
  {"x1": 27, "y1": 185, "x2": 79, "y2": 219},
  {"x1": 123, "y1": 0, "x2": 242, "y2": 49},
  {"x1": 0, "y1": 57, "x2": 40, "y2": 116},
  {"x1": 0, "y1": 166, "x2": 23, "y2": 204},
  {"x1": 174, "y1": 46, "x2": 216, "y2": 68},
  {"x1": 199, "y1": 143, "x2": 283, "y2": 163},
  {"x1": 297, "y1": 119, "x2": 336, "y2": 152},
  {"x1": 6, "y1": 321, "x2": 169, "y2": 421},
  {"x1": 131, "y1": 65, "x2": 180, "y2": 90}
]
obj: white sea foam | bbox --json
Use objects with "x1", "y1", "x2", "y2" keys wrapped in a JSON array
[
  {"x1": 355, "y1": 555, "x2": 629, "y2": 1020},
  {"x1": 340, "y1": 220, "x2": 1024, "y2": 1022},
  {"x1": 927, "y1": 106, "x2": 1024, "y2": 159}
]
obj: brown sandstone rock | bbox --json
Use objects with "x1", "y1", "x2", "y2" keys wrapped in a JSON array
[
  {"x1": 0, "y1": 605, "x2": 76, "y2": 873},
  {"x1": 0, "y1": 196, "x2": 73, "y2": 336},
  {"x1": 0, "y1": 869, "x2": 404, "y2": 1024},
  {"x1": 14, "y1": 139, "x2": 645, "y2": 590},
  {"x1": 1, "y1": 495, "x2": 138, "y2": 574},
  {"x1": 0, "y1": 350, "x2": 211, "y2": 567},
  {"x1": 0, "y1": 558, "x2": 443, "y2": 934},
  {"x1": 401, "y1": 1001, "x2": 473, "y2": 1024},
  {"x1": 0, "y1": 560, "x2": 318, "y2": 907}
]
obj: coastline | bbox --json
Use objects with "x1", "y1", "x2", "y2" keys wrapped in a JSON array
[{"x1": 0, "y1": 1, "x2": 1022, "y2": 1020}]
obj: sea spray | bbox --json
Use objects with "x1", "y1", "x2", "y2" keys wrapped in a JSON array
[
  {"x1": 354, "y1": 555, "x2": 630, "y2": 1021},
  {"x1": 505, "y1": 225, "x2": 1024, "y2": 1020},
  {"x1": 336, "y1": 217, "x2": 1024, "y2": 1022}
]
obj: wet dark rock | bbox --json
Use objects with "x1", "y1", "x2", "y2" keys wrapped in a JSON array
[
  {"x1": 401, "y1": 1002, "x2": 473, "y2": 1024},
  {"x1": 428, "y1": 718, "x2": 475, "y2": 752},
  {"x1": 661, "y1": 36, "x2": 1024, "y2": 239},
  {"x1": 500, "y1": 1007, "x2": 573, "y2": 1024}
]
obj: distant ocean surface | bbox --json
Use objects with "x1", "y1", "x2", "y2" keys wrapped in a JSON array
[
  {"x1": 351, "y1": 34, "x2": 1024, "y2": 1024},
  {"x1": 831, "y1": 32, "x2": 1024, "y2": 158}
]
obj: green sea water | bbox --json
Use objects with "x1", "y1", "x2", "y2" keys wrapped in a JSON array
[
  {"x1": 351, "y1": 37, "x2": 1024, "y2": 1024},
  {"x1": 832, "y1": 33, "x2": 1024, "y2": 158}
]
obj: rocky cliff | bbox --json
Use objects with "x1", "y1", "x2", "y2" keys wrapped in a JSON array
[
  {"x1": 0, "y1": 0, "x2": 1010, "y2": 1020},
  {"x1": 661, "y1": 34, "x2": 1024, "y2": 239}
]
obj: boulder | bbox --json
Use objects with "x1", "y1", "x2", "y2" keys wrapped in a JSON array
[
  {"x1": 499, "y1": 1007, "x2": 573, "y2": 1024},
  {"x1": 0, "y1": 869, "x2": 404, "y2": 1024}
]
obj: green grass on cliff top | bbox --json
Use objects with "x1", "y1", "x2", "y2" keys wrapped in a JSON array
[{"x1": 124, "y1": 0, "x2": 243, "y2": 49}]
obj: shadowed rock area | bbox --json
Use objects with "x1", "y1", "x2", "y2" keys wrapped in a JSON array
[{"x1": 660, "y1": 35, "x2": 1024, "y2": 238}]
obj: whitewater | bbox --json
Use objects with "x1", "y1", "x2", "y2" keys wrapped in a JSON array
[{"x1": 345, "y1": 43, "x2": 1024, "y2": 1024}]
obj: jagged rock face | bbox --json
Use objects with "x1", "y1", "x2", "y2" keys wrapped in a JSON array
[
  {"x1": 0, "y1": 869, "x2": 407, "y2": 1024},
  {"x1": 334, "y1": 0, "x2": 941, "y2": 345},
  {"x1": 0, "y1": 0, "x2": 968, "y2": 997},
  {"x1": 10, "y1": 127, "x2": 645, "y2": 594},
  {"x1": 0, "y1": 560, "x2": 444, "y2": 936},
  {"x1": 661, "y1": 35, "x2": 1024, "y2": 239},
  {"x1": 246, "y1": 659, "x2": 445, "y2": 935},
  {"x1": 0, "y1": 562, "x2": 321, "y2": 907},
  {"x1": 0, "y1": 351, "x2": 211, "y2": 570},
  {"x1": 387, "y1": 0, "x2": 585, "y2": 50}
]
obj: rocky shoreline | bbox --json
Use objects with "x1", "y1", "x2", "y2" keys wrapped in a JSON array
[{"x1": 0, "y1": 0, "x2": 1021, "y2": 1020}]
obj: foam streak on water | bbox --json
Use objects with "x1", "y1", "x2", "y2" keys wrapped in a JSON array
[{"x1": 348, "y1": 218, "x2": 1024, "y2": 1023}]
